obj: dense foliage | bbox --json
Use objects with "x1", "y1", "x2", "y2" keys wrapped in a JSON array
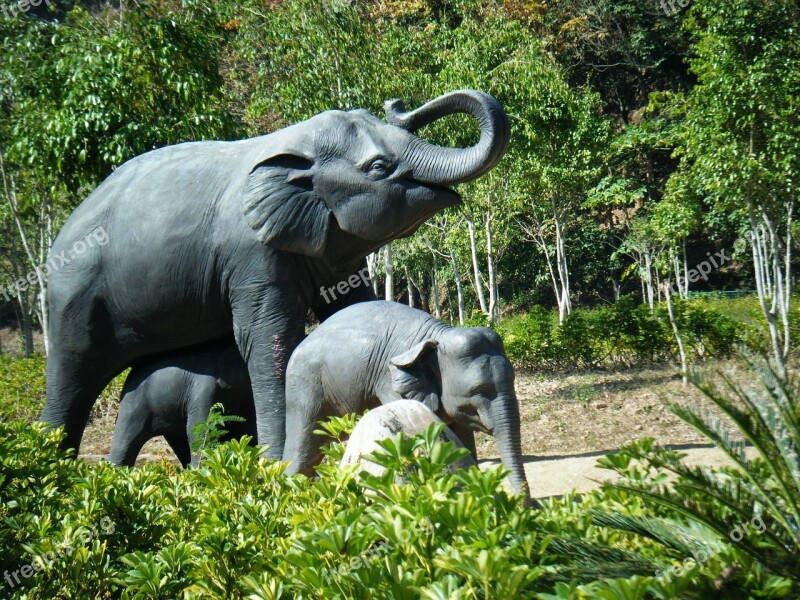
[
  {"x1": 2, "y1": 358, "x2": 799, "y2": 598},
  {"x1": 0, "y1": 0, "x2": 797, "y2": 347}
]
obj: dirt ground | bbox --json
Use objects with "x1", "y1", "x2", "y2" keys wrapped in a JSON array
[{"x1": 472, "y1": 361, "x2": 734, "y2": 461}]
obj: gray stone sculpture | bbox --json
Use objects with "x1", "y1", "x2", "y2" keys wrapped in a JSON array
[
  {"x1": 108, "y1": 340, "x2": 254, "y2": 467},
  {"x1": 340, "y1": 400, "x2": 478, "y2": 482},
  {"x1": 283, "y1": 301, "x2": 530, "y2": 499},
  {"x1": 39, "y1": 89, "x2": 510, "y2": 459}
]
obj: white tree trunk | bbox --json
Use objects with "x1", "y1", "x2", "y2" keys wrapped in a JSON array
[
  {"x1": 450, "y1": 249, "x2": 465, "y2": 325},
  {"x1": 404, "y1": 265, "x2": 414, "y2": 307},
  {"x1": 611, "y1": 278, "x2": 621, "y2": 301},
  {"x1": 747, "y1": 199, "x2": 792, "y2": 380},
  {"x1": 367, "y1": 251, "x2": 380, "y2": 296},
  {"x1": 682, "y1": 243, "x2": 690, "y2": 299},
  {"x1": 465, "y1": 210, "x2": 488, "y2": 316},
  {"x1": 533, "y1": 234, "x2": 564, "y2": 323},
  {"x1": 485, "y1": 211, "x2": 499, "y2": 323},
  {"x1": 431, "y1": 267, "x2": 441, "y2": 319},
  {"x1": 663, "y1": 281, "x2": 688, "y2": 386},
  {"x1": 35, "y1": 198, "x2": 52, "y2": 354},
  {"x1": 644, "y1": 252, "x2": 655, "y2": 310},
  {"x1": 1, "y1": 149, "x2": 49, "y2": 355},
  {"x1": 553, "y1": 214, "x2": 571, "y2": 320},
  {"x1": 384, "y1": 242, "x2": 394, "y2": 301}
]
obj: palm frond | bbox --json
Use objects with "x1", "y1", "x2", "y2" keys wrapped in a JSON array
[{"x1": 600, "y1": 354, "x2": 800, "y2": 584}]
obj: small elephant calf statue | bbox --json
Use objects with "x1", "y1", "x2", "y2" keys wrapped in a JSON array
[
  {"x1": 108, "y1": 341, "x2": 255, "y2": 467},
  {"x1": 341, "y1": 400, "x2": 479, "y2": 482},
  {"x1": 283, "y1": 301, "x2": 530, "y2": 498}
]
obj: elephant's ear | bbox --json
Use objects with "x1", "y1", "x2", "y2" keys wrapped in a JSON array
[
  {"x1": 242, "y1": 154, "x2": 330, "y2": 257},
  {"x1": 216, "y1": 346, "x2": 249, "y2": 390},
  {"x1": 389, "y1": 340, "x2": 441, "y2": 413}
]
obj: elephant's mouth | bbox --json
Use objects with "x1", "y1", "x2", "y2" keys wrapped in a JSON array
[
  {"x1": 419, "y1": 180, "x2": 459, "y2": 197},
  {"x1": 405, "y1": 177, "x2": 462, "y2": 205},
  {"x1": 460, "y1": 410, "x2": 491, "y2": 435}
]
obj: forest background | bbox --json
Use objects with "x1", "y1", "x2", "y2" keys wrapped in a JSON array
[{"x1": 0, "y1": 0, "x2": 797, "y2": 379}]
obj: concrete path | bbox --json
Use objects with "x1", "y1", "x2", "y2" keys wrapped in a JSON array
[{"x1": 480, "y1": 445, "x2": 754, "y2": 499}]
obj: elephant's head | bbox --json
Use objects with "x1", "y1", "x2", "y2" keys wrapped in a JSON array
[
  {"x1": 242, "y1": 90, "x2": 510, "y2": 265},
  {"x1": 216, "y1": 344, "x2": 250, "y2": 390},
  {"x1": 388, "y1": 327, "x2": 531, "y2": 500}
]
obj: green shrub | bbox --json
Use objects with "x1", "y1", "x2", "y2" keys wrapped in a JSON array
[
  {"x1": 496, "y1": 306, "x2": 554, "y2": 368},
  {"x1": 496, "y1": 295, "x2": 797, "y2": 371},
  {"x1": 0, "y1": 354, "x2": 47, "y2": 421},
  {"x1": 672, "y1": 298, "x2": 743, "y2": 358},
  {"x1": 0, "y1": 416, "x2": 713, "y2": 599}
]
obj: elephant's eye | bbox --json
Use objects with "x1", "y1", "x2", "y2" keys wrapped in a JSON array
[
  {"x1": 470, "y1": 384, "x2": 493, "y2": 398},
  {"x1": 367, "y1": 159, "x2": 391, "y2": 177}
]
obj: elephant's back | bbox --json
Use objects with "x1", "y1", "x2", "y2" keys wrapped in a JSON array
[
  {"x1": 46, "y1": 138, "x2": 269, "y2": 318},
  {"x1": 51, "y1": 137, "x2": 272, "y2": 253},
  {"x1": 316, "y1": 301, "x2": 438, "y2": 334}
]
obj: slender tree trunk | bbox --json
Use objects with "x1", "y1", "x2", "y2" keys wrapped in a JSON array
[
  {"x1": 465, "y1": 210, "x2": 488, "y2": 315},
  {"x1": 431, "y1": 267, "x2": 441, "y2": 319},
  {"x1": 747, "y1": 199, "x2": 791, "y2": 380},
  {"x1": 663, "y1": 281, "x2": 687, "y2": 385},
  {"x1": 644, "y1": 252, "x2": 654, "y2": 311},
  {"x1": 640, "y1": 273, "x2": 646, "y2": 304},
  {"x1": 35, "y1": 198, "x2": 52, "y2": 354},
  {"x1": 1, "y1": 149, "x2": 48, "y2": 355},
  {"x1": 781, "y1": 201, "x2": 793, "y2": 360},
  {"x1": 404, "y1": 265, "x2": 414, "y2": 307},
  {"x1": 367, "y1": 251, "x2": 380, "y2": 297},
  {"x1": 552, "y1": 203, "x2": 571, "y2": 321},
  {"x1": 655, "y1": 269, "x2": 663, "y2": 303},
  {"x1": 450, "y1": 249, "x2": 465, "y2": 325},
  {"x1": 682, "y1": 242, "x2": 690, "y2": 299},
  {"x1": 13, "y1": 291, "x2": 34, "y2": 356},
  {"x1": 611, "y1": 278, "x2": 621, "y2": 301},
  {"x1": 417, "y1": 280, "x2": 429, "y2": 314},
  {"x1": 536, "y1": 236, "x2": 565, "y2": 323},
  {"x1": 384, "y1": 242, "x2": 394, "y2": 301},
  {"x1": 485, "y1": 211, "x2": 499, "y2": 323}
]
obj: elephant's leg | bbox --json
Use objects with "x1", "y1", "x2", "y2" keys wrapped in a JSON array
[
  {"x1": 231, "y1": 286, "x2": 305, "y2": 460},
  {"x1": 449, "y1": 421, "x2": 478, "y2": 461},
  {"x1": 43, "y1": 348, "x2": 120, "y2": 453},
  {"x1": 163, "y1": 432, "x2": 191, "y2": 468},
  {"x1": 283, "y1": 375, "x2": 328, "y2": 476},
  {"x1": 218, "y1": 389, "x2": 257, "y2": 444},
  {"x1": 283, "y1": 421, "x2": 328, "y2": 476},
  {"x1": 108, "y1": 396, "x2": 154, "y2": 467},
  {"x1": 42, "y1": 299, "x2": 125, "y2": 452}
]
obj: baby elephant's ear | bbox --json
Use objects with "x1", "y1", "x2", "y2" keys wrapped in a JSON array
[
  {"x1": 242, "y1": 153, "x2": 330, "y2": 257},
  {"x1": 389, "y1": 340, "x2": 441, "y2": 413}
]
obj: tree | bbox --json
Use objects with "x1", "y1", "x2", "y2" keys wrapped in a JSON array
[{"x1": 674, "y1": 0, "x2": 800, "y2": 379}]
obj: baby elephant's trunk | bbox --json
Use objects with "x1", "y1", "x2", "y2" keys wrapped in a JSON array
[{"x1": 491, "y1": 395, "x2": 531, "y2": 503}]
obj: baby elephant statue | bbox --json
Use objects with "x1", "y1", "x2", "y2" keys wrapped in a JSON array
[
  {"x1": 108, "y1": 341, "x2": 255, "y2": 467},
  {"x1": 283, "y1": 301, "x2": 530, "y2": 499}
]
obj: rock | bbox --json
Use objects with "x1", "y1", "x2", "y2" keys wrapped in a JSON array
[{"x1": 341, "y1": 400, "x2": 477, "y2": 481}]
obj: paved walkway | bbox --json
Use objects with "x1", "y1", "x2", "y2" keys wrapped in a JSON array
[{"x1": 480, "y1": 445, "x2": 752, "y2": 499}]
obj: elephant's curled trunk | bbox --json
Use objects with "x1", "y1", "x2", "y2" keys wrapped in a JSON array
[{"x1": 385, "y1": 89, "x2": 510, "y2": 186}]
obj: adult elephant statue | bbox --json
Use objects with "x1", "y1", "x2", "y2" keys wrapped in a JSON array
[{"x1": 41, "y1": 89, "x2": 511, "y2": 459}]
